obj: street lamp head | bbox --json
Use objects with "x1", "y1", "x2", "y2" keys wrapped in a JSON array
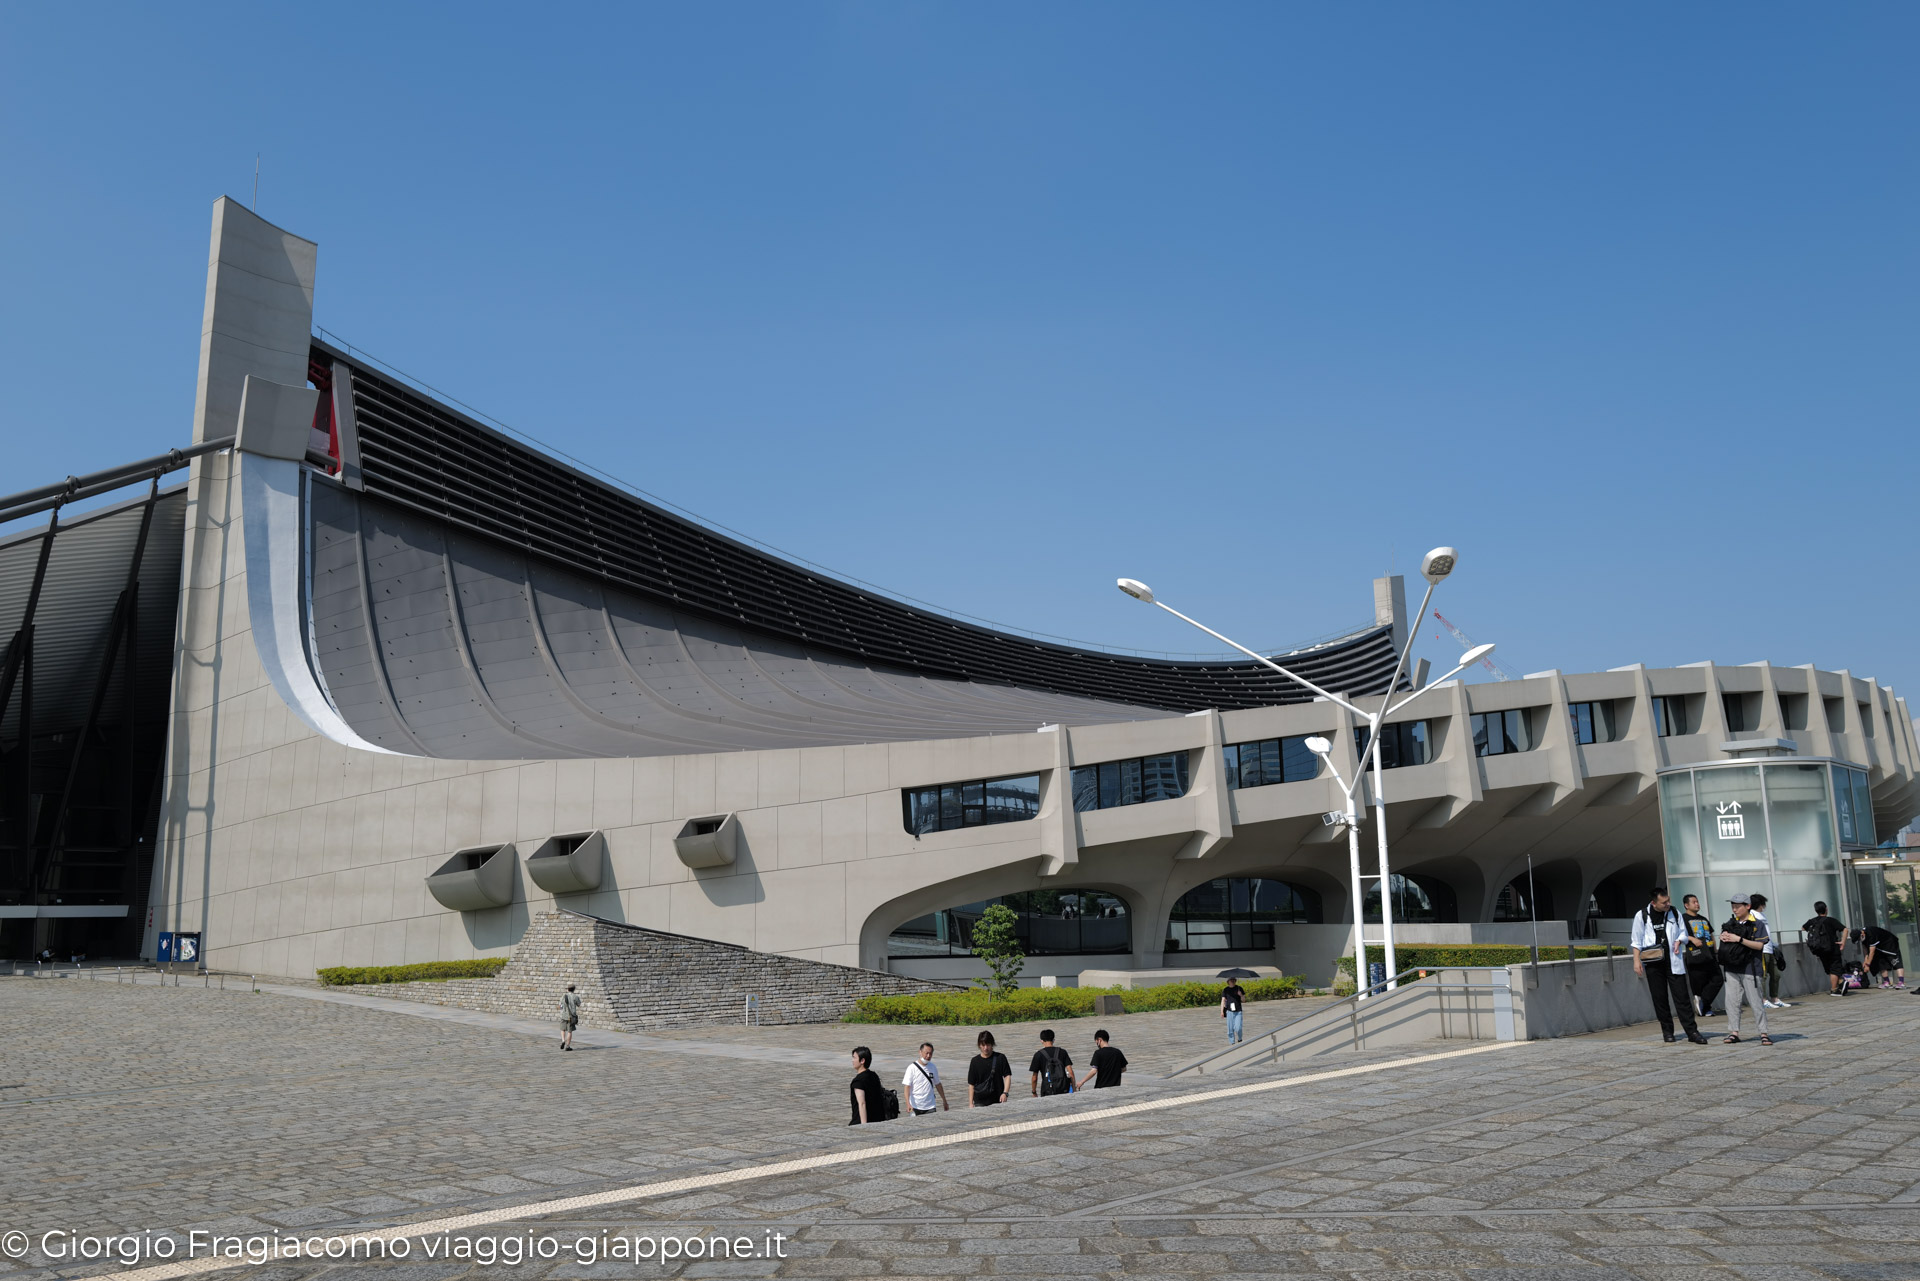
[
  {"x1": 1116, "y1": 578, "x2": 1155, "y2": 604},
  {"x1": 1461, "y1": 642, "x2": 1496, "y2": 665},
  {"x1": 1420, "y1": 546, "x2": 1458, "y2": 585},
  {"x1": 1303, "y1": 735, "x2": 1333, "y2": 756}
]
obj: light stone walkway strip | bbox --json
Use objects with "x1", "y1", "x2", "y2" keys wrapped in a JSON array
[
  {"x1": 254, "y1": 982, "x2": 845, "y2": 1066},
  {"x1": 97, "y1": 1039, "x2": 1526, "y2": 1281}
]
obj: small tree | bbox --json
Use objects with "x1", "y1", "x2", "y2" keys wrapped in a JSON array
[{"x1": 969, "y1": 903, "x2": 1026, "y2": 997}]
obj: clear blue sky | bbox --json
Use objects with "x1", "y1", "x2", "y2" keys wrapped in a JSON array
[{"x1": 3, "y1": 6, "x2": 1915, "y2": 702}]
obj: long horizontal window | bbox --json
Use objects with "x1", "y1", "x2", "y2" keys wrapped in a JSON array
[
  {"x1": 1472, "y1": 708, "x2": 1538, "y2": 757},
  {"x1": 903, "y1": 774, "x2": 1041, "y2": 835},
  {"x1": 1569, "y1": 700, "x2": 1616, "y2": 745},
  {"x1": 1166, "y1": 877, "x2": 1322, "y2": 952},
  {"x1": 1071, "y1": 753, "x2": 1190, "y2": 812},
  {"x1": 889, "y1": 890, "x2": 1130, "y2": 958},
  {"x1": 1354, "y1": 720, "x2": 1432, "y2": 770},
  {"x1": 1223, "y1": 735, "x2": 1320, "y2": 790}
]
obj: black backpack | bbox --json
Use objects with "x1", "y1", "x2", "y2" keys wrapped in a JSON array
[
  {"x1": 1717, "y1": 918, "x2": 1755, "y2": 969},
  {"x1": 883, "y1": 1087, "x2": 900, "y2": 1121},
  {"x1": 1807, "y1": 916, "x2": 1843, "y2": 951},
  {"x1": 1038, "y1": 1046, "x2": 1071, "y2": 1096}
]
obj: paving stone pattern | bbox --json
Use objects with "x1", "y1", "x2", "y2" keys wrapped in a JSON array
[
  {"x1": 343, "y1": 911, "x2": 958, "y2": 1029},
  {"x1": 4, "y1": 973, "x2": 1920, "y2": 1279}
]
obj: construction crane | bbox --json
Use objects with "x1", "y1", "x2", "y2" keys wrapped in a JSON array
[{"x1": 1431, "y1": 610, "x2": 1525, "y2": 682}]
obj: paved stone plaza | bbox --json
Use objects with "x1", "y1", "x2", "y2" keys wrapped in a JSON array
[{"x1": 4, "y1": 974, "x2": 1920, "y2": 1279}]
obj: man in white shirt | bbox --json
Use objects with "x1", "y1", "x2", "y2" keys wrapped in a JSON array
[
  {"x1": 1632, "y1": 886, "x2": 1709, "y2": 1044},
  {"x1": 902, "y1": 1042, "x2": 949, "y2": 1115}
]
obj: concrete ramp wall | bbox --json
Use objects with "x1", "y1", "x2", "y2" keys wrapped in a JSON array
[
  {"x1": 1175, "y1": 967, "x2": 1516, "y2": 1075},
  {"x1": 1510, "y1": 943, "x2": 1826, "y2": 1040},
  {"x1": 345, "y1": 911, "x2": 958, "y2": 1030}
]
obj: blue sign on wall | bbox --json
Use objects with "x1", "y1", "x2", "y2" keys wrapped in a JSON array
[{"x1": 156, "y1": 932, "x2": 201, "y2": 964}]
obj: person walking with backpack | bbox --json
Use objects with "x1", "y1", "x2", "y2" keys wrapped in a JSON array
[
  {"x1": 902, "y1": 1042, "x2": 948, "y2": 1115},
  {"x1": 848, "y1": 1046, "x2": 893, "y2": 1124},
  {"x1": 966, "y1": 1031, "x2": 1012, "y2": 1108},
  {"x1": 1029, "y1": 1029, "x2": 1076, "y2": 1098},
  {"x1": 1632, "y1": 886, "x2": 1709, "y2": 1044},
  {"x1": 1718, "y1": 893, "x2": 1771, "y2": 1045},
  {"x1": 560, "y1": 983, "x2": 581, "y2": 1051},
  {"x1": 1681, "y1": 893, "x2": 1722, "y2": 1017},
  {"x1": 1803, "y1": 902, "x2": 1848, "y2": 996}
]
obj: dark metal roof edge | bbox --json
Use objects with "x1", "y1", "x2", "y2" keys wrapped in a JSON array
[{"x1": 311, "y1": 335, "x2": 1390, "y2": 677}]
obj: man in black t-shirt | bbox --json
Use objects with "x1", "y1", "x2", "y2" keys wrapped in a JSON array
[
  {"x1": 1086, "y1": 1030, "x2": 1127, "y2": 1088},
  {"x1": 848, "y1": 1047, "x2": 889, "y2": 1124},
  {"x1": 1864, "y1": 925, "x2": 1907, "y2": 989},
  {"x1": 1029, "y1": 1028, "x2": 1076, "y2": 1097},
  {"x1": 1803, "y1": 902, "x2": 1848, "y2": 995},
  {"x1": 1681, "y1": 894, "x2": 1723, "y2": 1016},
  {"x1": 966, "y1": 1030, "x2": 1012, "y2": 1107}
]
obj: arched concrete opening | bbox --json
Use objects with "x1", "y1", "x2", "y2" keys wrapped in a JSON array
[
  {"x1": 1589, "y1": 860, "x2": 1663, "y2": 926},
  {"x1": 1485, "y1": 856, "x2": 1585, "y2": 930}
]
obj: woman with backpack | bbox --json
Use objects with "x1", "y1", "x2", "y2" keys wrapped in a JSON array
[{"x1": 1718, "y1": 894, "x2": 1771, "y2": 1045}]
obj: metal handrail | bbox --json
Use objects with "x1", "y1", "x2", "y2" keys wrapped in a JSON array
[
  {"x1": 1168, "y1": 965, "x2": 1515, "y2": 1077},
  {"x1": 0, "y1": 437, "x2": 234, "y2": 523}
]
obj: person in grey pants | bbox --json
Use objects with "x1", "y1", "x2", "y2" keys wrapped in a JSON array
[
  {"x1": 1718, "y1": 894, "x2": 1770, "y2": 1045},
  {"x1": 561, "y1": 983, "x2": 582, "y2": 1051}
]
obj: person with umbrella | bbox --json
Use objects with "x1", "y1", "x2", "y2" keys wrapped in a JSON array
[{"x1": 1218, "y1": 968, "x2": 1257, "y2": 1045}]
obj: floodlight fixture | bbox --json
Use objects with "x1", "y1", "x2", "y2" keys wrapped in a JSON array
[{"x1": 1420, "y1": 546, "x2": 1458, "y2": 585}]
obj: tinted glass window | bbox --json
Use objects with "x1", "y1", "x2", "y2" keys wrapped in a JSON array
[
  {"x1": 1280, "y1": 736, "x2": 1316, "y2": 782},
  {"x1": 1359, "y1": 721, "x2": 1432, "y2": 769},
  {"x1": 988, "y1": 774, "x2": 1040, "y2": 823},
  {"x1": 1223, "y1": 734, "x2": 1322, "y2": 788},
  {"x1": 902, "y1": 773, "x2": 1043, "y2": 834},
  {"x1": 1071, "y1": 752, "x2": 1193, "y2": 810}
]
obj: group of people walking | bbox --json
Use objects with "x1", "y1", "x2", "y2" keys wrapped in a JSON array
[
  {"x1": 848, "y1": 1027, "x2": 1129, "y2": 1124},
  {"x1": 1632, "y1": 886, "x2": 1909, "y2": 1047}
]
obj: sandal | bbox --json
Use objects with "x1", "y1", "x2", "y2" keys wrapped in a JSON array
[
  {"x1": 1724, "y1": 1035, "x2": 1741, "y2": 1044},
  {"x1": 1759, "y1": 1035, "x2": 1773, "y2": 1045}
]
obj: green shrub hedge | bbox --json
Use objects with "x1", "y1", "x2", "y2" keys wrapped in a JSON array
[
  {"x1": 843, "y1": 976, "x2": 1301, "y2": 1025},
  {"x1": 1336, "y1": 943, "x2": 1612, "y2": 976},
  {"x1": 316, "y1": 958, "x2": 508, "y2": 986}
]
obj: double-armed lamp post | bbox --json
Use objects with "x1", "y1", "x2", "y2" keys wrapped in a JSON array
[{"x1": 1117, "y1": 548, "x2": 1494, "y2": 997}]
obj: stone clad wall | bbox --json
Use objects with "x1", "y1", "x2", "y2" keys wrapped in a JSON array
[{"x1": 346, "y1": 911, "x2": 956, "y2": 1029}]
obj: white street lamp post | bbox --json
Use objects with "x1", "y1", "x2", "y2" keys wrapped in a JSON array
[{"x1": 1117, "y1": 549, "x2": 1493, "y2": 996}]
